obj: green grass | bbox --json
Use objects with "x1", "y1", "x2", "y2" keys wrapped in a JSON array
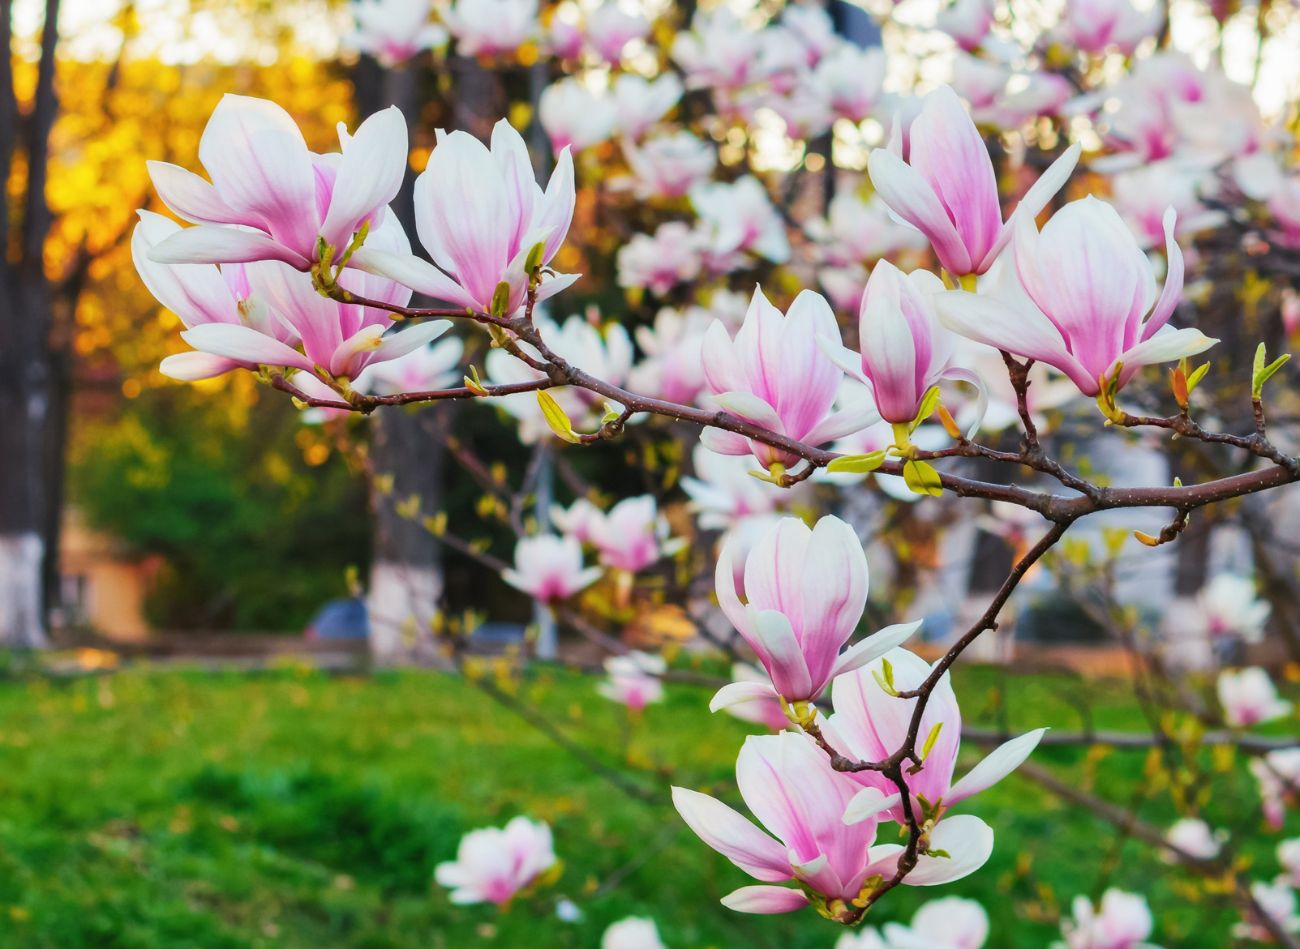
[{"x1": 0, "y1": 661, "x2": 1285, "y2": 948}]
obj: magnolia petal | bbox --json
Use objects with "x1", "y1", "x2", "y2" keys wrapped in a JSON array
[
  {"x1": 147, "y1": 160, "x2": 253, "y2": 227},
  {"x1": 671, "y1": 787, "x2": 792, "y2": 882},
  {"x1": 939, "y1": 365, "x2": 988, "y2": 438},
  {"x1": 371, "y1": 320, "x2": 454, "y2": 363},
  {"x1": 948, "y1": 727, "x2": 1048, "y2": 804},
  {"x1": 159, "y1": 351, "x2": 241, "y2": 381},
  {"x1": 700, "y1": 426, "x2": 753, "y2": 456},
  {"x1": 843, "y1": 787, "x2": 903, "y2": 826},
  {"x1": 1115, "y1": 327, "x2": 1217, "y2": 385},
  {"x1": 181, "y1": 323, "x2": 314, "y2": 371},
  {"x1": 868, "y1": 148, "x2": 973, "y2": 275},
  {"x1": 719, "y1": 885, "x2": 810, "y2": 914},
  {"x1": 982, "y1": 142, "x2": 1081, "y2": 270},
  {"x1": 751, "y1": 608, "x2": 814, "y2": 700},
  {"x1": 710, "y1": 680, "x2": 781, "y2": 714},
  {"x1": 320, "y1": 106, "x2": 409, "y2": 250},
  {"x1": 349, "y1": 247, "x2": 478, "y2": 310},
  {"x1": 149, "y1": 225, "x2": 313, "y2": 269},
  {"x1": 1141, "y1": 206, "x2": 1185, "y2": 339},
  {"x1": 829, "y1": 620, "x2": 923, "y2": 681},
  {"x1": 713, "y1": 391, "x2": 785, "y2": 431},
  {"x1": 902, "y1": 815, "x2": 994, "y2": 885}
]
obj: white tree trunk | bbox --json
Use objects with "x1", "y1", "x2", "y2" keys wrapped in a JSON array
[
  {"x1": 367, "y1": 560, "x2": 442, "y2": 665},
  {"x1": 0, "y1": 532, "x2": 48, "y2": 648}
]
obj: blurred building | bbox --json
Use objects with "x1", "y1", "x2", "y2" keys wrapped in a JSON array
[{"x1": 56, "y1": 508, "x2": 150, "y2": 641}]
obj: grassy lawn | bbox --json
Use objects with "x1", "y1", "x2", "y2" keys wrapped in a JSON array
[{"x1": 0, "y1": 660, "x2": 1285, "y2": 948}]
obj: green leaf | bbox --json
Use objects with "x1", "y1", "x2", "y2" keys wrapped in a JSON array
[
  {"x1": 1254, "y1": 352, "x2": 1291, "y2": 398},
  {"x1": 920, "y1": 721, "x2": 943, "y2": 761},
  {"x1": 902, "y1": 459, "x2": 943, "y2": 497},
  {"x1": 826, "y1": 450, "x2": 887, "y2": 474},
  {"x1": 871, "y1": 657, "x2": 898, "y2": 697},
  {"x1": 1186, "y1": 361, "x2": 1210, "y2": 393},
  {"x1": 910, "y1": 385, "x2": 942, "y2": 431},
  {"x1": 536, "y1": 391, "x2": 581, "y2": 444},
  {"x1": 524, "y1": 241, "x2": 547, "y2": 275},
  {"x1": 490, "y1": 281, "x2": 512, "y2": 318}
]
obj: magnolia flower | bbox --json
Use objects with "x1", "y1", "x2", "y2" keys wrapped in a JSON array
[
  {"x1": 1055, "y1": 889, "x2": 1160, "y2": 949},
  {"x1": 1163, "y1": 818, "x2": 1223, "y2": 862},
  {"x1": 1252, "y1": 748, "x2": 1300, "y2": 829},
  {"x1": 485, "y1": 314, "x2": 632, "y2": 442},
  {"x1": 867, "y1": 85, "x2": 1079, "y2": 277},
  {"x1": 443, "y1": 0, "x2": 538, "y2": 56},
  {"x1": 831, "y1": 648, "x2": 1046, "y2": 826},
  {"x1": 355, "y1": 336, "x2": 463, "y2": 396},
  {"x1": 1059, "y1": 0, "x2": 1164, "y2": 56},
  {"x1": 812, "y1": 45, "x2": 887, "y2": 123},
  {"x1": 835, "y1": 928, "x2": 889, "y2": 949},
  {"x1": 709, "y1": 515, "x2": 919, "y2": 705},
  {"x1": 628, "y1": 306, "x2": 713, "y2": 404},
  {"x1": 672, "y1": 733, "x2": 995, "y2": 917},
  {"x1": 539, "y1": 78, "x2": 619, "y2": 153},
  {"x1": 591, "y1": 495, "x2": 680, "y2": 573},
  {"x1": 691, "y1": 177, "x2": 790, "y2": 266},
  {"x1": 349, "y1": 0, "x2": 446, "y2": 64},
  {"x1": 807, "y1": 190, "x2": 929, "y2": 268},
  {"x1": 671, "y1": 9, "x2": 764, "y2": 92},
  {"x1": 1269, "y1": 177, "x2": 1300, "y2": 249},
  {"x1": 938, "y1": 198, "x2": 1214, "y2": 397},
  {"x1": 952, "y1": 53, "x2": 1011, "y2": 111},
  {"x1": 681, "y1": 444, "x2": 790, "y2": 531},
  {"x1": 502, "y1": 535, "x2": 601, "y2": 602},
  {"x1": 584, "y1": 3, "x2": 650, "y2": 62},
  {"x1": 143, "y1": 213, "x2": 451, "y2": 386},
  {"x1": 1108, "y1": 164, "x2": 1226, "y2": 249},
  {"x1": 884, "y1": 896, "x2": 990, "y2": 949},
  {"x1": 355, "y1": 119, "x2": 576, "y2": 317},
  {"x1": 700, "y1": 288, "x2": 875, "y2": 469},
  {"x1": 134, "y1": 211, "x2": 290, "y2": 381},
  {"x1": 548, "y1": 13, "x2": 583, "y2": 58},
  {"x1": 935, "y1": 0, "x2": 994, "y2": 51},
  {"x1": 146, "y1": 95, "x2": 407, "y2": 270},
  {"x1": 551, "y1": 498, "x2": 606, "y2": 545},
  {"x1": 616, "y1": 222, "x2": 705, "y2": 295},
  {"x1": 601, "y1": 916, "x2": 667, "y2": 949},
  {"x1": 717, "y1": 663, "x2": 790, "y2": 732},
  {"x1": 1218, "y1": 668, "x2": 1291, "y2": 728},
  {"x1": 1233, "y1": 881, "x2": 1300, "y2": 943},
  {"x1": 826, "y1": 260, "x2": 981, "y2": 430},
  {"x1": 1279, "y1": 838, "x2": 1300, "y2": 888},
  {"x1": 434, "y1": 816, "x2": 557, "y2": 905},
  {"x1": 611, "y1": 74, "x2": 684, "y2": 140},
  {"x1": 598, "y1": 651, "x2": 666, "y2": 711},
  {"x1": 1199, "y1": 574, "x2": 1271, "y2": 643},
  {"x1": 622, "y1": 132, "x2": 716, "y2": 199},
  {"x1": 779, "y1": 4, "x2": 836, "y2": 66}
]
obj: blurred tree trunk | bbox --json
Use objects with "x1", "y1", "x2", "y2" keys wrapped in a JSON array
[{"x1": 0, "y1": 0, "x2": 61, "y2": 648}]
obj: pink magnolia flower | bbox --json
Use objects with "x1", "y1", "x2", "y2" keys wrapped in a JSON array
[
  {"x1": 812, "y1": 45, "x2": 887, "y2": 123},
  {"x1": 601, "y1": 916, "x2": 666, "y2": 949},
  {"x1": 672, "y1": 733, "x2": 994, "y2": 917},
  {"x1": 681, "y1": 444, "x2": 790, "y2": 531},
  {"x1": 443, "y1": 0, "x2": 538, "y2": 56},
  {"x1": 616, "y1": 222, "x2": 705, "y2": 295},
  {"x1": 133, "y1": 211, "x2": 290, "y2": 382},
  {"x1": 1252, "y1": 749, "x2": 1300, "y2": 829},
  {"x1": 1217, "y1": 667, "x2": 1291, "y2": 728},
  {"x1": 885, "y1": 896, "x2": 990, "y2": 949},
  {"x1": 611, "y1": 74, "x2": 684, "y2": 140},
  {"x1": 550, "y1": 497, "x2": 605, "y2": 545},
  {"x1": 502, "y1": 535, "x2": 601, "y2": 602},
  {"x1": 355, "y1": 336, "x2": 463, "y2": 396},
  {"x1": 1163, "y1": 818, "x2": 1222, "y2": 862},
  {"x1": 1269, "y1": 176, "x2": 1300, "y2": 249},
  {"x1": 354, "y1": 119, "x2": 576, "y2": 317},
  {"x1": 539, "y1": 79, "x2": 619, "y2": 154},
  {"x1": 1197, "y1": 574, "x2": 1270, "y2": 643},
  {"x1": 935, "y1": 0, "x2": 994, "y2": 51},
  {"x1": 709, "y1": 515, "x2": 919, "y2": 704},
  {"x1": 937, "y1": 198, "x2": 1215, "y2": 396},
  {"x1": 548, "y1": 13, "x2": 583, "y2": 58},
  {"x1": 829, "y1": 648, "x2": 1046, "y2": 826},
  {"x1": 348, "y1": 0, "x2": 446, "y2": 65},
  {"x1": 146, "y1": 95, "x2": 407, "y2": 270},
  {"x1": 622, "y1": 132, "x2": 716, "y2": 200},
  {"x1": 1279, "y1": 838, "x2": 1300, "y2": 888},
  {"x1": 1059, "y1": 0, "x2": 1163, "y2": 56},
  {"x1": 628, "y1": 306, "x2": 713, "y2": 404},
  {"x1": 1056, "y1": 889, "x2": 1158, "y2": 949},
  {"x1": 867, "y1": 85, "x2": 1080, "y2": 277},
  {"x1": 716, "y1": 663, "x2": 791, "y2": 732},
  {"x1": 700, "y1": 288, "x2": 875, "y2": 468},
  {"x1": 584, "y1": 4, "x2": 650, "y2": 62},
  {"x1": 1108, "y1": 163, "x2": 1226, "y2": 249},
  {"x1": 691, "y1": 177, "x2": 790, "y2": 266},
  {"x1": 825, "y1": 260, "x2": 982, "y2": 430},
  {"x1": 591, "y1": 495, "x2": 681, "y2": 573},
  {"x1": 597, "y1": 651, "x2": 666, "y2": 711},
  {"x1": 1234, "y1": 881, "x2": 1300, "y2": 943},
  {"x1": 434, "y1": 816, "x2": 557, "y2": 905},
  {"x1": 671, "y1": 9, "x2": 764, "y2": 92}
]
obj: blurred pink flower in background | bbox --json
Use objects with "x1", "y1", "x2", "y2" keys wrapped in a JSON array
[{"x1": 434, "y1": 816, "x2": 557, "y2": 905}]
